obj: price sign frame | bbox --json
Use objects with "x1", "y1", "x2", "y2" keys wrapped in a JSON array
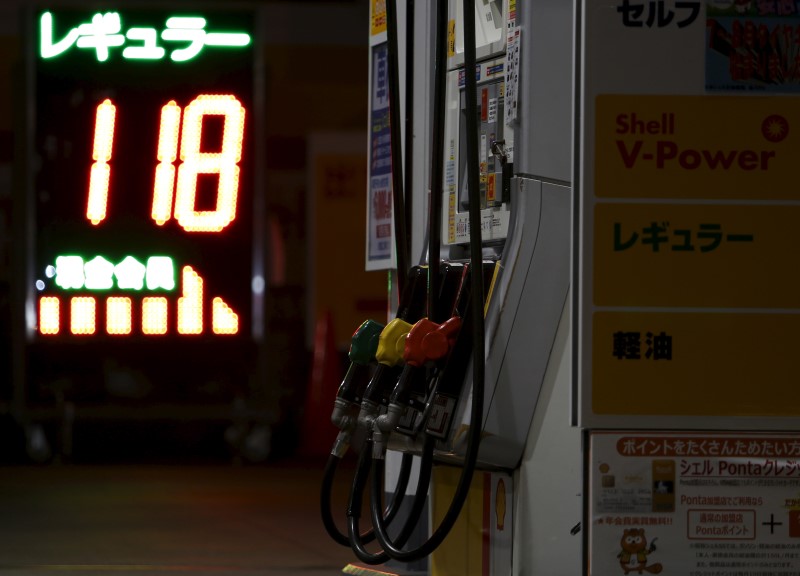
[{"x1": 16, "y1": 5, "x2": 266, "y2": 407}]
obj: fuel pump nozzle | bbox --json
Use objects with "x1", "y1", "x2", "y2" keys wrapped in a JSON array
[
  {"x1": 373, "y1": 317, "x2": 462, "y2": 456},
  {"x1": 356, "y1": 318, "x2": 412, "y2": 434},
  {"x1": 352, "y1": 266, "x2": 428, "y2": 442},
  {"x1": 322, "y1": 317, "x2": 416, "y2": 551},
  {"x1": 330, "y1": 319, "x2": 384, "y2": 457}
]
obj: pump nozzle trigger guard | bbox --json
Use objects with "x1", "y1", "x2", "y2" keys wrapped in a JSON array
[{"x1": 403, "y1": 317, "x2": 462, "y2": 367}]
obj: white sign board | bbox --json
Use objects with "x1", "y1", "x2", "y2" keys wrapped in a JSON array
[
  {"x1": 589, "y1": 431, "x2": 800, "y2": 576},
  {"x1": 577, "y1": 1, "x2": 800, "y2": 429}
]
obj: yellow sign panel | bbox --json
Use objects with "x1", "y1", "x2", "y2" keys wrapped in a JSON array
[
  {"x1": 592, "y1": 311, "x2": 800, "y2": 417},
  {"x1": 371, "y1": 0, "x2": 386, "y2": 36},
  {"x1": 589, "y1": 94, "x2": 800, "y2": 423},
  {"x1": 594, "y1": 203, "x2": 800, "y2": 308},
  {"x1": 595, "y1": 94, "x2": 800, "y2": 200}
]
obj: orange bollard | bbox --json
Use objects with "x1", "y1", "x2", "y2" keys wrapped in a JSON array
[{"x1": 298, "y1": 309, "x2": 343, "y2": 458}]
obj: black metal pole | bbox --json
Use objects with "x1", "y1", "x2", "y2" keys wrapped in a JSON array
[
  {"x1": 404, "y1": 0, "x2": 415, "y2": 266},
  {"x1": 427, "y1": 0, "x2": 448, "y2": 323},
  {"x1": 386, "y1": 0, "x2": 409, "y2": 294}
]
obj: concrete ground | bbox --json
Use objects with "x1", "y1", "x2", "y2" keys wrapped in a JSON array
[{"x1": 0, "y1": 460, "x2": 374, "y2": 576}]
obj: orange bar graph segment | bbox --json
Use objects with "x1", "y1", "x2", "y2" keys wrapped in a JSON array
[
  {"x1": 177, "y1": 265, "x2": 203, "y2": 334},
  {"x1": 70, "y1": 296, "x2": 97, "y2": 335},
  {"x1": 39, "y1": 296, "x2": 61, "y2": 335},
  {"x1": 212, "y1": 296, "x2": 239, "y2": 335},
  {"x1": 142, "y1": 297, "x2": 169, "y2": 335},
  {"x1": 106, "y1": 296, "x2": 132, "y2": 335}
]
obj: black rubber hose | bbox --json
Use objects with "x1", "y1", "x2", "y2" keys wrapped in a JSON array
[
  {"x1": 321, "y1": 451, "x2": 413, "y2": 547},
  {"x1": 348, "y1": 435, "x2": 436, "y2": 564},
  {"x1": 365, "y1": 0, "x2": 486, "y2": 561},
  {"x1": 370, "y1": 434, "x2": 436, "y2": 550},
  {"x1": 347, "y1": 441, "x2": 389, "y2": 564}
]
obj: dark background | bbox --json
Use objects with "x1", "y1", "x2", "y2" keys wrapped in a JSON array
[{"x1": 0, "y1": 0, "x2": 382, "y2": 466}]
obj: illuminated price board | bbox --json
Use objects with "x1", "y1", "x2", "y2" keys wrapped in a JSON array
[
  {"x1": 30, "y1": 8, "x2": 260, "y2": 341},
  {"x1": 28, "y1": 10, "x2": 254, "y2": 338}
]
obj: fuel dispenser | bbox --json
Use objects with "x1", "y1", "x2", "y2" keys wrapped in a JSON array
[
  {"x1": 326, "y1": 1, "x2": 800, "y2": 575},
  {"x1": 322, "y1": 0, "x2": 575, "y2": 574}
]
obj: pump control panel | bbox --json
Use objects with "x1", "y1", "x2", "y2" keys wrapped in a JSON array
[{"x1": 442, "y1": 0, "x2": 513, "y2": 250}]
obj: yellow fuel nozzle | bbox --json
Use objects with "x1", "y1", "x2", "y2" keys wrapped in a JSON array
[{"x1": 375, "y1": 318, "x2": 413, "y2": 367}]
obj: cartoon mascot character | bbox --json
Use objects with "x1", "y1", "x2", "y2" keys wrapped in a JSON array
[{"x1": 617, "y1": 528, "x2": 663, "y2": 574}]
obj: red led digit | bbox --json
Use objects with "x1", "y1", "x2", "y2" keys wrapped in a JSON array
[
  {"x1": 86, "y1": 99, "x2": 116, "y2": 225},
  {"x1": 174, "y1": 94, "x2": 245, "y2": 232},
  {"x1": 152, "y1": 100, "x2": 182, "y2": 226},
  {"x1": 88, "y1": 95, "x2": 245, "y2": 232}
]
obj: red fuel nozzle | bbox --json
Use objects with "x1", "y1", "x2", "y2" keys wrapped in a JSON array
[{"x1": 403, "y1": 317, "x2": 462, "y2": 367}]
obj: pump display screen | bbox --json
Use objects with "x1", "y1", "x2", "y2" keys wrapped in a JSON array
[{"x1": 32, "y1": 8, "x2": 256, "y2": 341}]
